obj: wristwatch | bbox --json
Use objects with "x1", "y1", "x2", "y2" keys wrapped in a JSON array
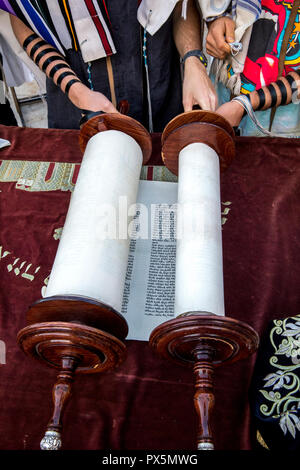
[{"x1": 180, "y1": 49, "x2": 208, "y2": 68}]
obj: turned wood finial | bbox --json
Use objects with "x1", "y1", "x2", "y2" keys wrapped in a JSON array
[
  {"x1": 193, "y1": 346, "x2": 215, "y2": 450},
  {"x1": 149, "y1": 314, "x2": 259, "y2": 450},
  {"x1": 40, "y1": 355, "x2": 80, "y2": 450},
  {"x1": 18, "y1": 318, "x2": 127, "y2": 450}
]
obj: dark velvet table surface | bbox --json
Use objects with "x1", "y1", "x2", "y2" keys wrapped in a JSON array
[{"x1": 0, "y1": 124, "x2": 300, "y2": 451}]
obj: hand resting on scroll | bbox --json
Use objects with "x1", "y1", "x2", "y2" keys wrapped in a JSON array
[
  {"x1": 182, "y1": 55, "x2": 218, "y2": 111},
  {"x1": 68, "y1": 82, "x2": 118, "y2": 114},
  {"x1": 216, "y1": 68, "x2": 300, "y2": 129},
  {"x1": 173, "y1": 0, "x2": 218, "y2": 111},
  {"x1": 216, "y1": 100, "x2": 245, "y2": 127}
]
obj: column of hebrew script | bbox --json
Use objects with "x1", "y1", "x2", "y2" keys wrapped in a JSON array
[{"x1": 122, "y1": 180, "x2": 178, "y2": 341}]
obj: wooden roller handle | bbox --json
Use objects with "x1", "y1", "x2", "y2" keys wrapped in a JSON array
[
  {"x1": 40, "y1": 356, "x2": 80, "y2": 450},
  {"x1": 193, "y1": 346, "x2": 215, "y2": 450}
]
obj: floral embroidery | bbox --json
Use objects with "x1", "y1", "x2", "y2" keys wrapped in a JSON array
[{"x1": 259, "y1": 316, "x2": 300, "y2": 439}]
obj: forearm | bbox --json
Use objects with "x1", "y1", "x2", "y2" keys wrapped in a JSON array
[
  {"x1": 196, "y1": 0, "x2": 231, "y2": 22},
  {"x1": 9, "y1": 15, "x2": 90, "y2": 107},
  {"x1": 173, "y1": 0, "x2": 202, "y2": 58},
  {"x1": 217, "y1": 70, "x2": 300, "y2": 128},
  {"x1": 245, "y1": 70, "x2": 300, "y2": 111}
]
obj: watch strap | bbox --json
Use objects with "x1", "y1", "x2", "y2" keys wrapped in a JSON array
[{"x1": 180, "y1": 49, "x2": 208, "y2": 68}]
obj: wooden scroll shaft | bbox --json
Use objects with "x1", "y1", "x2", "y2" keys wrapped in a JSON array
[
  {"x1": 150, "y1": 314, "x2": 259, "y2": 451},
  {"x1": 193, "y1": 346, "x2": 215, "y2": 450},
  {"x1": 40, "y1": 355, "x2": 79, "y2": 450},
  {"x1": 150, "y1": 112, "x2": 259, "y2": 450}
]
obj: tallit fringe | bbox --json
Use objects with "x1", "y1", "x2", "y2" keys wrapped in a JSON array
[
  {"x1": 230, "y1": 73, "x2": 242, "y2": 95},
  {"x1": 181, "y1": 0, "x2": 188, "y2": 19},
  {"x1": 211, "y1": 59, "x2": 242, "y2": 95}
]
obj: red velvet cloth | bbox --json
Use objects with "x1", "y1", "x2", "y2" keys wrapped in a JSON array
[{"x1": 0, "y1": 124, "x2": 300, "y2": 450}]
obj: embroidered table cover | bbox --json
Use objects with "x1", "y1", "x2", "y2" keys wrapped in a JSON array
[{"x1": 0, "y1": 124, "x2": 300, "y2": 450}]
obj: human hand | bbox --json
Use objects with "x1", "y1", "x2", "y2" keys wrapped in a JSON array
[
  {"x1": 68, "y1": 82, "x2": 118, "y2": 113},
  {"x1": 216, "y1": 100, "x2": 244, "y2": 126},
  {"x1": 183, "y1": 56, "x2": 218, "y2": 111},
  {"x1": 206, "y1": 17, "x2": 235, "y2": 60}
]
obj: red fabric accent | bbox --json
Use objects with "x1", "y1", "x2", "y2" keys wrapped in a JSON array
[
  {"x1": 243, "y1": 55, "x2": 280, "y2": 90},
  {"x1": 241, "y1": 0, "x2": 300, "y2": 89},
  {"x1": 147, "y1": 166, "x2": 153, "y2": 180},
  {"x1": 45, "y1": 162, "x2": 55, "y2": 181},
  {"x1": 84, "y1": 0, "x2": 113, "y2": 56},
  {"x1": 102, "y1": 0, "x2": 111, "y2": 24},
  {"x1": 1, "y1": 125, "x2": 300, "y2": 450},
  {"x1": 0, "y1": 126, "x2": 162, "y2": 164},
  {"x1": 72, "y1": 164, "x2": 80, "y2": 184}
]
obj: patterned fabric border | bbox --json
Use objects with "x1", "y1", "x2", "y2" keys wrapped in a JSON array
[
  {"x1": 259, "y1": 315, "x2": 300, "y2": 439},
  {"x1": 0, "y1": 160, "x2": 177, "y2": 192}
]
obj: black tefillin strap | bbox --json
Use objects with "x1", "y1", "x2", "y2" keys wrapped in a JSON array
[
  {"x1": 56, "y1": 71, "x2": 77, "y2": 86},
  {"x1": 64, "y1": 78, "x2": 81, "y2": 95},
  {"x1": 28, "y1": 40, "x2": 48, "y2": 59},
  {"x1": 22, "y1": 33, "x2": 39, "y2": 50},
  {"x1": 22, "y1": 32, "x2": 80, "y2": 96},
  {"x1": 41, "y1": 56, "x2": 66, "y2": 73},
  {"x1": 268, "y1": 84, "x2": 278, "y2": 108},
  {"x1": 256, "y1": 88, "x2": 266, "y2": 110},
  {"x1": 276, "y1": 80, "x2": 288, "y2": 105},
  {"x1": 34, "y1": 47, "x2": 59, "y2": 63},
  {"x1": 285, "y1": 73, "x2": 299, "y2": 102},
  {"x1": 251, "y1": 71, "x2": 300, "y2": 112},
  {"x1": 48, "y1": 63, "x2": 70, "y2": 79}
]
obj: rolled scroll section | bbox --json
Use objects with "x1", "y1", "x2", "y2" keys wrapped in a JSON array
[
  {"x1": 45, "y1": 129, "x2": 143, "y2": 313},
  {"x1": 150, "y1": 110, "x2": 259, "y2": 450},
  {"x1": 175, "y1": 142, "x2": 225, "y2": 317},
  {"x1": 18, "y1": 112, "x2": 152, "y2": 450}
]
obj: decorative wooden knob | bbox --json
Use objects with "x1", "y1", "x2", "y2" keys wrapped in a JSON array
[
  {"x1": 193, "y1": 346, "x2": 215, "y2": 450},
  {"x1": 18, "y1": 318, "x2": 126, "y2": 450},
  {"x1": 40, "y1": 356, "x2": 79, "y2": 450},
  {"x1": 17, "y1": 112, "x2": 152, "y2": 450},
  {"x1": 150, "y1": 314, "x2": 259, "y2": 450}
]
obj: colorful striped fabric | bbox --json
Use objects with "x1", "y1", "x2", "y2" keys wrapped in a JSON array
[
  {"x1": 58, "y1": 0, "x2": 80, "y2": 51},
  {"x1": 198, "y1": 0, "x2": 262, "y2": 95},
  {"x1": 7, "y1": 0, "x2": 65, "y2": 53},
  {"x1": 0, "y1": 0, "x2": 116, "y2": 60},
  {"x1": 1, "y1": 1, "x2": 182, "y2": 62},
  {"x1": 0, "y1": 0, "x2": 15, "y2": 15}
]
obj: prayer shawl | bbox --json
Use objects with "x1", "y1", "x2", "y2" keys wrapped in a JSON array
[
  {"x1": 236, "y1": 0, "x2": 300, "y2": 93},
  {"x1": 0, "y1": 0, "x2": 181, "y2": 63},
  {"x1": 198, "y1": 0, "x2": 262, "y2": 94}
]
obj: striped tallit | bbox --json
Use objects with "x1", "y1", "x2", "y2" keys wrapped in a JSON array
[
  {"x1": 0, "y1": 0, "x2": 116, "y2": 61},
  {"x1": 198, "y1": 0, "x2": 262, "y2": 94},
  {"x1": 0, "y1": 0, "x2": 181, "y2": 62}
]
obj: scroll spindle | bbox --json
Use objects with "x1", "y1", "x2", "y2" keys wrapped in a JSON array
[
  {"x1": 150, "y1": 110, "x2": 259, "y2": 450},
  {"x1": 118, "y1": 99, "x2": 130, "y2": 115},
  {"x1": 97, "y1": 118, "x2": 108, "y2": 132},
  {"x1": 18, "y1": 111, "x2": 152, "y2": 450},
  {"x1": 40, "y1": 355, "x2": 79, "y2": 450},
  {"x1": 193, "y1": 347, "x2": 215, "y2": 451}
]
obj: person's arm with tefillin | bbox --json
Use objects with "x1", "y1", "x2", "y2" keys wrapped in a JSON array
[{"x1": 10, "y1": 14, "x2": 117, "y2": 115}]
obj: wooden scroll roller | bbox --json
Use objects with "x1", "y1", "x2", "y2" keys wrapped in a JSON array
[
  {"x1": 17, "y1": 110, "x2": 152, "y2": 450},
  {"x1": 149, "y1": 110, "x2": 259, "y2": 450}
]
